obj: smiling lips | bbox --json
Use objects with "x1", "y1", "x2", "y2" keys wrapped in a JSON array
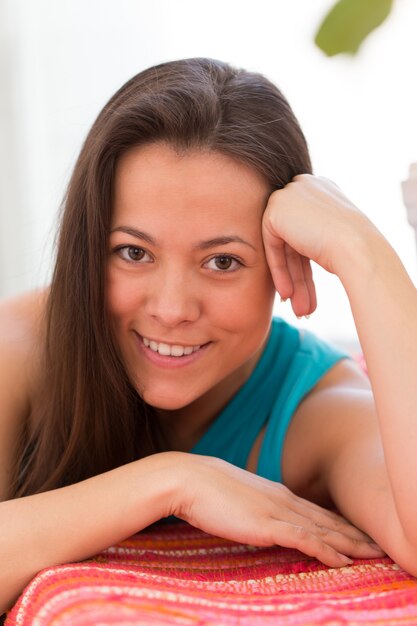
[{"x1": 142, "y1": 336, "x2": 203, "y2": 357}]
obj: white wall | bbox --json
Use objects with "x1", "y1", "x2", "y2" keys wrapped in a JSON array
[{"x1": 1, "y1": 0, "x2": 416, "y2": 345}]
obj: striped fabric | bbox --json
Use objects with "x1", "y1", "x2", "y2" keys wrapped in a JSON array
[{"x1": 6, "y1": 520, "x2": 417, "y2": 625}]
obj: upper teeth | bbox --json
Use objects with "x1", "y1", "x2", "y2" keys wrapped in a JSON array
[{"x1": 142, "y1": 337, "x2": 201, "y2": 357}]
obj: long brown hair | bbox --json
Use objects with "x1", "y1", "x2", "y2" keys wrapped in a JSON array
[{"x1": 10, "y1": 58, "x2": 312, "y2": 498}]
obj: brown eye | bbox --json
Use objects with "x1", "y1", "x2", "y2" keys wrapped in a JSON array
[
  {"x1": 116, "y1": 246, "x2": 151, "y2": 263},
  {"x1": 127, "y1": 246, "x2": 146, "y2": 261},
  {"x1": 215, "y1": 256, "x2": 233, "y2": 270},
  {"x1": 205, "y1": 255, "x2": 242, "y2": 272}
]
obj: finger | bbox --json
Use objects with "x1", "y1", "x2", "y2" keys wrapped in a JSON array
[
  {"x1": 284, "y1": 244, "x2": 312, "y2": 317},
  {"x1": 249, "y1": 474, "x2": 370, "y2": 546},
  {"x1": 276, "y1": 485, "x2": 382, "y2": 549},
  {"x1": 270, "y1": 520, "x2": 354, "y2": 568},
  {"x1": 263, "y1": 231, "x2": 294, "y2": 300},
  {"x1": 280, "y1": 510, "x2": 385, "y2": 559},
  {"x1": 287, "y1": 501, "x2": 385, "y2": 557},
  {"x1": 301, "y1": 256, "x2": 317, "y2": 315},
  {"x1": 287, "y1": 496, "x2": 375, "y2": 544}
]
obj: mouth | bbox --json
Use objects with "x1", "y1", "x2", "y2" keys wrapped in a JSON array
[
  {"x1": 142, "y1": 335, "x2": 203, "y2": 357},
  {"x1": 134, "y1": 332, "x2": 211, "y2": 367}
]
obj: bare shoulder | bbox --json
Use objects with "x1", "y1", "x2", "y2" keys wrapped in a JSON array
[
  {"x1": 0, "y1": 288, "x2": 48, "y2": 370},
  {"x1": 0, "y1": 288, "x2": 48, "y2": 500},
  {"x1": 0, "y1": 287, "x2": 48, "y2": 410},
  {"x1": 311, "y1": 355, "x2": 371, "y2": 393},
  {"x1": 281, "y1": 356, "x2": 373, "y2": 505}
]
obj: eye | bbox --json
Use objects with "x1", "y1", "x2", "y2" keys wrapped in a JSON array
[
  {"x1": 205, "y1": 255, "x2": 243, "y2": 272},
  {"x1": 115, "y1": 246, "x2": 152, "y2": 263}
]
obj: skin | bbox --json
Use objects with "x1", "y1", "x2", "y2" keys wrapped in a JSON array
[
  {"x1": 107, "y1": 143, "x2": 276, "y2": 447},
  {"x1": 2, "y1": 144, "x2": 417, "y2": 613},
  {"x1": 261, "y1": 176, "x2": 417, "y2": 574}
]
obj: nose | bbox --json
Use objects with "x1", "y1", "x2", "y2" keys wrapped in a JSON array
[{"x1": 144, "y1": 266, "x2": 201, "y2": 327}]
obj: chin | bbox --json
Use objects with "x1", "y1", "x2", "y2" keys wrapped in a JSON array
[{"x1": 141, "y1": 389, "x2": 194, "y2": 411}]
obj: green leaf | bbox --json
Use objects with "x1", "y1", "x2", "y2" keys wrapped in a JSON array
[{"x1": 315, "y1": 0, "x2": 394, "y2": 57}]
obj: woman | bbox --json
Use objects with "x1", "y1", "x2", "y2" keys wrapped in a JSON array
[{"x1": 1, "y1": 57, "x2": 416, "y2": 614}]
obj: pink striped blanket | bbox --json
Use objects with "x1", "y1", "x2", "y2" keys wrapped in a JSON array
[{"x1": 5, "y1": 520, "x2": 417, "y2": 625}]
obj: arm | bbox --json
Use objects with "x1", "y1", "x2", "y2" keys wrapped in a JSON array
[
  {"x1": 282, "y1": 367, "x2": 415, "y2": 573},
  {"x1": 0, "y1": 449, "x2": 384, "y2": 615},
  {"x1": 0, "y1": 452, "x2": 178, "y2": 614},
  {"x1": 327, "y1": 226, "x2": 417, "y2": 572},
  {"x1": 0, "y1": 296, "x2": 178, "y2": 613},
  {"x1": 263, "y1": 175, "x2": 417, "y2": 573},
  {"x1": 336, "y1": 224, "x2": 417, "y2": 537},
  {"x1": 0, "y1": 288, "x2": 384, "y2": 613}
]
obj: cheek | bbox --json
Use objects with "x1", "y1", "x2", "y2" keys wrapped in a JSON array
[
  {"x1": 106, "y1": 263, "x2": 276, "y2": 327},
  {"x1": 243, "y1": 261, "x2": 275, "y2": 300},
  {"x1": 106, "y1": 269, "x2": 138, "y2": 322},
  {"x1": 244, "y1": 275, "x2": 276, "y2": 328},
  {"x1": 208, "y1": 268, "x2": 276, "y2": 331}
]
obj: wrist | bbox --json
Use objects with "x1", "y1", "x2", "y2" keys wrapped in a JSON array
[
  {"x1": 129, "y1": 451, "x2": 190, "y2": 523},
  {"x1": 331, "y1": 217, "x2": 417, "y2": 335},
  {"x1": 333, "y1": 217, "x2": 394, "y2": 288}
]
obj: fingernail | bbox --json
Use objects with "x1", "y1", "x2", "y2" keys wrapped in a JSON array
[
  {"x1": 280, "y1": 297, "x2": 287, "y2": 303},
  {"x1": 304, "y1": 315, "x2": 311, "y2": 320},
  {"x1": 337, "y1": 552, "x2": 353, "y2": 565},
  {"x1": 369, "y1": 542, "x2": 386, "y2": 554}
]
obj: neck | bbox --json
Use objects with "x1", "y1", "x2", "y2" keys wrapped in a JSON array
[{"x1": 155, "y1": 338, "x2": 268, "y2": 452}]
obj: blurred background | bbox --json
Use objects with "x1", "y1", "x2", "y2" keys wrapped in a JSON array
[{"x1": 1, "y1": 0, "x2": 416, "y2": 347}]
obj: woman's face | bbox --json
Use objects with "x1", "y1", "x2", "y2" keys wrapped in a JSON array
[{"x1": 107, "y1": 143, "x2": 276, "y2": 417}]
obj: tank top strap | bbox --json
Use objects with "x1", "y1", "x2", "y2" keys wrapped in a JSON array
[
  {"x1": 190, "y1": 319, "x2": 300, "y2": 469},
  {"x1": 256, "y1": 328, "x2": 349, "y2": 483}
]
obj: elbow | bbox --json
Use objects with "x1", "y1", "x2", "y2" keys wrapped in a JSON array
[
  {"x1": 386, "y1": 533, "x2": 417, "y2": 578},
  {"x1": 394, "y1": 554, "x2": 417, "y2": 579},
  {"x1": 0, "y1": 598, "x2": 15, "y2": 618},
  {"x1": 0, "y1": 581, "x2": 21, "y2": 616}
]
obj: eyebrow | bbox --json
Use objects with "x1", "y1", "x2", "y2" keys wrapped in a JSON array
[{"x1": 111, "y1": 226, "x2": 257, "y2": 251}]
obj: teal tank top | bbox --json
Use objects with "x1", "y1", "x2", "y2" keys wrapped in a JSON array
[{"x1": 190, "y1": 317, "x2": 349, "y2": 483}]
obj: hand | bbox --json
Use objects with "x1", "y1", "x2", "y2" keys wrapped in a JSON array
[
  {"x1": 172, "y1": 454, "x2": 385, "y2": 568},
  {"x1": 262, "y1": 174, "x2": 374, "y2": 317}
]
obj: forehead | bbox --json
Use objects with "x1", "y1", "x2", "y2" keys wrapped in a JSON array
[{"x1": 112, "y1": 143, "x2": 270, "y2": 230}]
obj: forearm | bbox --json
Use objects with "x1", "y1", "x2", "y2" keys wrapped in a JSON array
[
  {"x1": 0, "y1": 451, "x2": 179, "y2": 614},
  {"x1": 0, "y1": 445, "x2": 392, "y2": 616},
  {"x1": 337, "y1": 224, "x2": 417, "y2": 535}
]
